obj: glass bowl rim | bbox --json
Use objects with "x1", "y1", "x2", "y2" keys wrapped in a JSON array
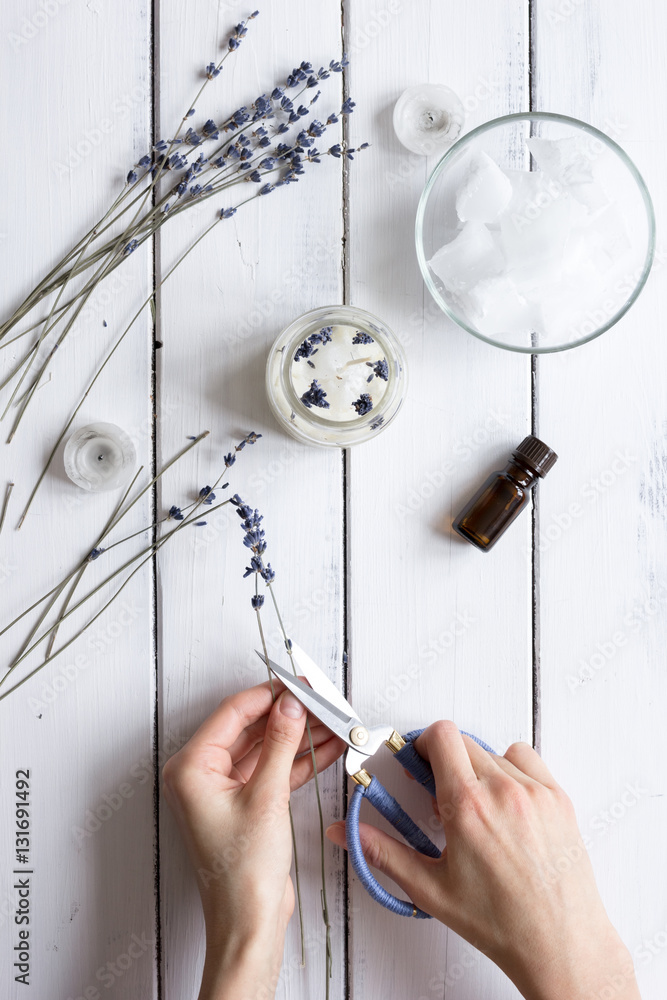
[{"x1": 415, "y1": 111, "x2": 656, "y2": 354}]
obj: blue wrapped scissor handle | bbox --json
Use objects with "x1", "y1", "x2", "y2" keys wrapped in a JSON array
[{"x1": 345, "y1": 727, "x2": 496, "y2": 918}]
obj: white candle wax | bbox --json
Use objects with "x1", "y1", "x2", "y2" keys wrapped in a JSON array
[
  {"x1": 289, "y1": 324, "x2": 389, "y2": 423},
  {"x1": 64, "y1": 422, "x2": 136, "y2": 491}
]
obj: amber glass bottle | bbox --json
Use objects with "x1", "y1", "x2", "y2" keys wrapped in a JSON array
[{"x1": 453, "y1": 435, "x2": 558, "y2": 551}]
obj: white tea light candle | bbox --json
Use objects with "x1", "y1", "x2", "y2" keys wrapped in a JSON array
[
  {"x1": 393, "y1": 83, "x2": 464, "y2": 156},
  {"x1": 266, "y1": 306, "x2": 407, "y2": 447},
  {"x1": 64, "y1": 422, "x2": 136, "y2": 492}
]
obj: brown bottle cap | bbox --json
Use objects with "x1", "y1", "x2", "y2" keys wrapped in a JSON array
[{"x1": 513, "y1": 435, "x2": 558, "y2": 477}]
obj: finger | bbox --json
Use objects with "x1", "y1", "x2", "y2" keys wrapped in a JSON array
[
  {"x1": 414, "y1": 721, "x2": 478, "y2": 805},
  {"x1": 186, "y1": 679, "x2": 286, "y2": 759},
  {"x1": 225, "y1": 675, "x2": 316, "y2": 763},
  {"x1": 228, "y1": 717, "x2": 328, "y2": 771},
  {"x1": 485, "y1": 752, "x2": 540, "y2": 787},
  {"x1": 245, "y1": 690, "x2": 307, "y2": 796},
  {"x1": 503, "y1": 741, "x2": 560, "y2": 789},
  {"x1": 233, "y1": 724, "x2": 339, "y2": 782},
  {"x1": 325, "y1": 820, "x2": 436, "y2": 910},
  {"x1": 459, "y1": 734, "x2": 504, "y2": 781},
  {"x1": 290, "y1": 734, "x2": 346, "y2": 789}
]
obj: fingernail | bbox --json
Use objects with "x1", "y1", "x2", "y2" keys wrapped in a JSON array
[
  {"x1": 280, "y1": 691, "x2": 305, "y2": 719},
  {"x1": 325, "y1": 823, "x2": 345, "y2": 846}
]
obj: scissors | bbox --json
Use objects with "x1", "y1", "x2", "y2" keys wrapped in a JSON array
[{"x1": 257, "y1": 643, "x2": 494, "y2": 919}]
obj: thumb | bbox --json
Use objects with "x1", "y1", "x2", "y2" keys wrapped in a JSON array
[
  {"x1": 247, "y1": 690, "x2": 307, "y2": 795},
  {"x1": 326, "y1": 820, "x2": 435, "y2": 909}
]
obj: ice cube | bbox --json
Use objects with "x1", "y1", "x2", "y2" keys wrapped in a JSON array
[
  {"x1": 464, "y1": 275, "x2": 537, "y2": 340},
  {"x1": 499, "y1": 170, "x2": 587, "y2": 295},
  {"x1": 455, "y1": 151, "x2": 513, "y2": 223},
  {"x1": 428, "y1": 221, "x2": 504, "y2": 294},
  {"x1": 532, "y1": 275, "x2": 604, "y2": 346},
  {"x1": 583, "y1": 205, "x2": 632, "y2": 267},
  {"x1": 527, "y1": 136, "x2": 609, "y2": 213},
  {"x1": 559, "y1": 229, "x2": 608, "y2": 296}
]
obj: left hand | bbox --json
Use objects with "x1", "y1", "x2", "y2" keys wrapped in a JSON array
[{"x1": 162, "y1": 677, "x2": 345, "y2": 1000}]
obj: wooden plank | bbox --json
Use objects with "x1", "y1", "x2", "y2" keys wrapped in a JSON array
[
  {"x1": 344, "y1": 1, "x2": 530, "y2": 997},
  {"x1": 155, "y1": 3, "x2": 346, "y2": 997},
  {"x1": 532, "y1": 1, "x2": 667, "y2": 997},
  {"x1": 0, "y1": 1, "x2": 155, "y2": 998}
]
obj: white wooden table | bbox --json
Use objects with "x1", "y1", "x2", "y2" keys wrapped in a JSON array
[{"x1": 1, "y1": 1, "x2": 666, "y2": 997}]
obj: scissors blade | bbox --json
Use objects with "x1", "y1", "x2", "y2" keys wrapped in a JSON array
[
  {"x1": 255, "y1": 652, "x2": 361, "y2": 746},
  {"x1": 288, "y1": 641, "x2": 357, "y2": 720}
]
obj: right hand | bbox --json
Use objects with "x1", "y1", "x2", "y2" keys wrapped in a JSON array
[{"x1": 326, "y1": 721, "x2": 640, "y2": 1000}]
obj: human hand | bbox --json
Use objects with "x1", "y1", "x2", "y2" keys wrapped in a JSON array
[
  {"x1": 326, "y1": 721, "x2": 640, "y2": 1000},
  {"x1": 163, "y1": 678, "x2": 345, "y2": 1000}
]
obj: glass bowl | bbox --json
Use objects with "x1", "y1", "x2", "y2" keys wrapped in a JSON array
[
  {"x1": 416, "y1": 112, "x2": 655, "y2": 353},
  {"x1": 266, "y1": 305, "x2": 407, "y2": 447}
]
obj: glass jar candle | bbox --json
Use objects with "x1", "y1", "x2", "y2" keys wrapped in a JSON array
[
  {"x1": 64, "y1": 422, "x2": 136, "y2": 491},
  {"x1": 266, "y1": 305, "x2": 408, "y2": 447}
]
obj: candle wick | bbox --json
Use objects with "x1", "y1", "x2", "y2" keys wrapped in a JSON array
[{"x1": 340, "y1": 356, "x2": 373, "y2": 371}]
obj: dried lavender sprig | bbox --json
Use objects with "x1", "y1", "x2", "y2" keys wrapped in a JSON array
[
  {"x1": 1, "y1": 70, "x2": 348, "y2": 324},
  {"x1": 5, "y1": 269, "x2": 110, "y2": 442},
  {"x1": 3, "y1": 492, "x2": 233, "y2": 682},
  {"x1": 2, "y1": 197, "x2": 159, "y2": 440},
  {"x1": 3, "y1": 112, "x2": 349, "y2": 454},
  {"x1": 4, "y1": 430, "x2": 253, "y2": 664},
  {"x1": 234, "y1": 498, "x2": 332, "y2": 993},
  {"x1": 266, "y1": 582, "x2": 333, "y2": 991},
  {"x1": 0, "y1": 178, "x2": 167, "y2": 346},
  {"x1": 0, "y1": 518, "x2": 183, "y2": 700},
  {"x1": 35, "y1": 112, "x2": 333, "y2": 280},
  {"x1": 0, "y1": 201, "x2": 122, "y2": 423},
  {"x1": 2, "y1": 433, "x2": 209, "y2": 637},
  {"x1": 252, "y1": 572, "x2": 306, "y2": 967},
  {"x1": 0, "y1": 482, "x2": 13, "y2": 535},
  {"x1": 2, "y1": 427, "x2": 254, "y2": 699},
  {"x1": 0, "y1": 16, "x2": 261, "y2": 417},
  {"x1": 0, "y1": 85, "x2": 355, "y2": 426},
  {"x1": 0, "y1": 184, "x2": 137, "y2": 344},
  {"x1": 17, "y1": 467, "x2": 144, "y2": 666},
  {"x1": 0, "y1": 17, "x2": 262, "y2": 337},
  {"x1": 15, "y1": 213, "x2": 222, "y2": 527}
]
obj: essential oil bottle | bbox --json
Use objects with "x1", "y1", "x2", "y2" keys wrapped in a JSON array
[{"x1": 453, "y1": 435, "x2": 558, "y2": 551}]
